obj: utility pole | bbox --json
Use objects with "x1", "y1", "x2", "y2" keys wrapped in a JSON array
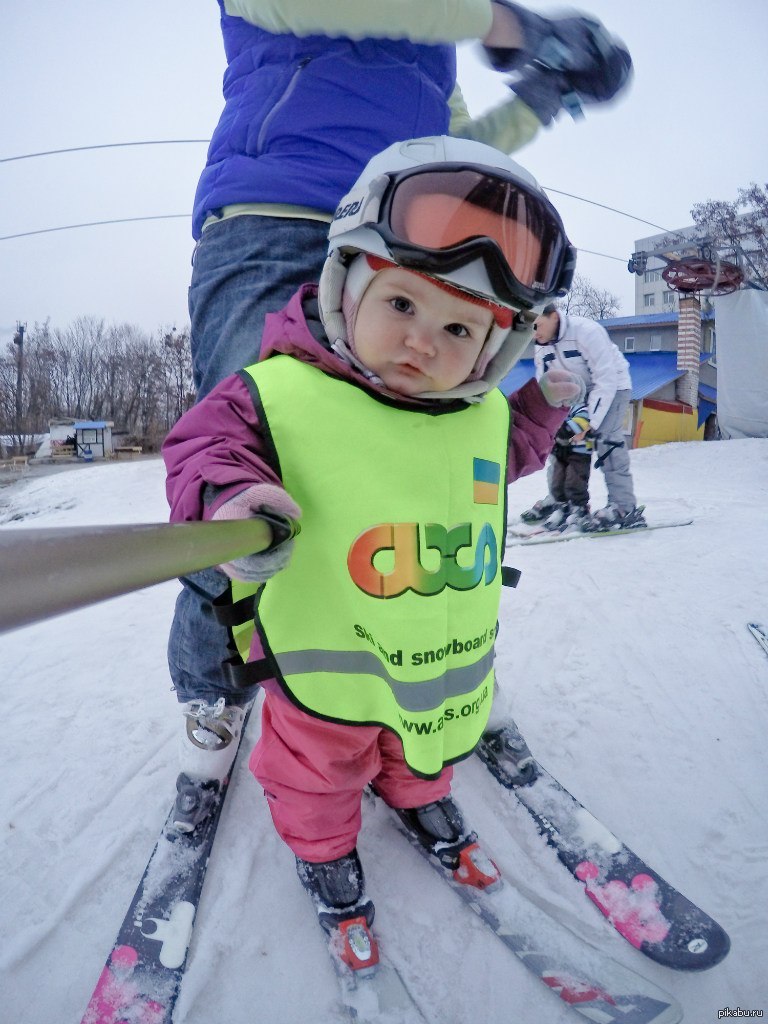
[{"x1": 12, "y1": 321, "x2": 26, "y2": 450}]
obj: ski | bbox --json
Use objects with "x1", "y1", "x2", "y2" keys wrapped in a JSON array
[
  {"x1": 298, "y1": 849, "x2": 427, "y2": 1022},
  {"x1": 506, "y1": 515, "x2": 693, "y2": 547},
  {"x1": 80, "y1": 709, "x2": 252, "y2": 1024},
  {"x1": 390, "y1": 808, "x2": 683, "y2": 1024},
  {"x1": 317, "y1": 918, "x2": 428, "y2": 1023},
  {"x1": 747, "y1": 622, "x2": 768, "y2": 658},
  {"x1": 476, "y1": 720, "x2": 730, "y2": 971}
]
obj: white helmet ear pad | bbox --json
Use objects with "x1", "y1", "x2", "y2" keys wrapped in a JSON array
[{"x1": 318, "y1": 249, "x2": 352, "y2": 348}]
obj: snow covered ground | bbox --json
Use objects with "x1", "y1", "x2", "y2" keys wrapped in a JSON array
[{"x1": 1, "y1": 440, "x2": 767, "y2": 1024}]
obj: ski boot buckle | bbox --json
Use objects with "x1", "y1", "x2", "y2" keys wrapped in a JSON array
[
  {"x1": 453, "y1": 842, "x2": 502, "y2": 891},
  {"x1": 333, "y1": 916, "x2": 380, "y2": 973}
]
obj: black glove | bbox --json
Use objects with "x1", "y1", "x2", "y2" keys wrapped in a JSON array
[
  {"x1": 484, "y1": 2, "x2": 560, "y2": 74},
  {"x1": 555, "y1": 421, "x2": 579, "y2": 444},
  {"x1": 485, "y1": 4, "x2": 632, "y2": 123},
  {"x1": 511, "y1": 65, "x2": 575, "y2": 124},
  {"x1": 556, "y1": 411, "x2": 591, "y2": 444}
]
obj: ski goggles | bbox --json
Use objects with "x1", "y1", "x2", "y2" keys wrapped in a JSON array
[{"x1": 340, "y1": 164, "x2": 575, "y2": 309}]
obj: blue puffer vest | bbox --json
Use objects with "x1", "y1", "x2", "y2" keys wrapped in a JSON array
[{"x1": 192, "y1": 3, "x2": 456, "y2": 238}]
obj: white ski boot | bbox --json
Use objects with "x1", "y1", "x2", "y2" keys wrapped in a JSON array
[
  {"x1": 520, "y1": 496, "x2": 558, "y2": 523},
  {"x1": 172, "y1": 698, "x2": 248, "y2": 832},
  {"x1": 563, "y1": 503, "x2": 591, "y2": 531},
  {"x1": 542, "y1": 502, "x2": 569, "y2": 531},
  {"x1": 586, "y1": 503, "x2": 647, "y2": 532}
]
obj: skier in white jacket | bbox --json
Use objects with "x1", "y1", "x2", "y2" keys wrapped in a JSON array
[{"x1": 529, "y1": 304, "x2": 646, "y2": 530}]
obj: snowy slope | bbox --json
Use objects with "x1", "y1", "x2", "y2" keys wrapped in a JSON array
[{"x1": 1, "y1": 442, "x2": 767, "y2": 1024}]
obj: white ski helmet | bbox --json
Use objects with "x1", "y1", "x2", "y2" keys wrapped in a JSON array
[{"x1": 318, "y1": 136, "x2": 575, "y2": 398}]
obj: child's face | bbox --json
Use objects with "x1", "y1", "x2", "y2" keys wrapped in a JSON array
[{"x1": 353, "y1": 267, "x2": 492, "y2": 395}]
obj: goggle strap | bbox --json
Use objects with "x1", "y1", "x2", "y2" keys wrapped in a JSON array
[{"x1": 330, "y1": 175, "x2": 389, "y2": 238}]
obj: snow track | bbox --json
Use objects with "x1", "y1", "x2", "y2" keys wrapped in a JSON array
[{"x1": 1, "y1": 443, "x2": 767, "y2": 1022}]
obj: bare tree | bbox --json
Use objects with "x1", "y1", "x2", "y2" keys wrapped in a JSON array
[
  {"x1": 161, "y1": 327, "x2": 194, "y2": 429},
  {"x1": 0, "y1": 323, "x2": 48, "y2": 451},
  {"x1": 0, "y1": 316, "x2": 194, "y2": 452},
  {"x1": 0, "y1": 344, "x2": 23, "y2": 449},
  {"x1": 690, "y1": 182, "x2": 768, "y2": 288},
  {"x1": 23, "y1": 321, "x2": 57, "y2": 433},
  {"x1": 558, "y1": 274, "x2": 621, "y2": 319}
]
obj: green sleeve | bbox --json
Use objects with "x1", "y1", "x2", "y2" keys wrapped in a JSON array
[
  {"x1": 449, "y1": 84, "x2": 542, "y2": 154},
  {"x1": 222, "y1": 0, "x2": 493, "y2": 41}
]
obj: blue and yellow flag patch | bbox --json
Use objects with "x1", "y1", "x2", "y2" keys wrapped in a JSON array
[{"x1": 473, "y1": 457, "x2": 501, "y2": 505}]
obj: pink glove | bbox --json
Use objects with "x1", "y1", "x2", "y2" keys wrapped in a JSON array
[
  {"x1": 213, "y1": 483, "x2": 301, "y2": 583},
  {"x1": 539, "y1": 368, "x2": 586, "y2": 408}
]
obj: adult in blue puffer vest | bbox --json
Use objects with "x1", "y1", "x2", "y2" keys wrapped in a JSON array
[
  {"x1": 190, "y1": 1, "x2": 632, "y2": 394},
  {"x1": 170, "y1": 0, "x2": 634, "y2": 835}
]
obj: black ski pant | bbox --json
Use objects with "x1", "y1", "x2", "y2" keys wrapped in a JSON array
[{"x1": 550, "y1": 447, "x2": 592, "y2": 508}]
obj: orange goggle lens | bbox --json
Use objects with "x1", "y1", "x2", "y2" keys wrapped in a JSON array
[{"x1": 388, "y1": 169, "x2": 567, "y2": 294}]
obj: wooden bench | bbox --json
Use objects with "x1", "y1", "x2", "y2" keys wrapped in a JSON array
[
  {"x1": 11, "y1": 456, "x2": 29, "y2": 472},
  {"x1": 113, "y1": 446, "x2": 143, "y2": 459},
  {"x1": 51, "y1": 445, "x2": 77, "y2": 460}
]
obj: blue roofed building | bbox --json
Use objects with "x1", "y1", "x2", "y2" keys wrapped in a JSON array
[{"x1": 43, "y1": 418, "x2": 114, "y2": 461}]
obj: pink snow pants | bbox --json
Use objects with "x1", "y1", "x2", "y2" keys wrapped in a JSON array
[{"x1": 249, "y1": 693, "x2": 453, "y2": 863}]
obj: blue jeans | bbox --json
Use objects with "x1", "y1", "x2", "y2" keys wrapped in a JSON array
[
  {"x1": 168, "y1": 214, "x2": 329, "y2": 705},
  {"x1": 188, "y1": 214, "x2": 330, "y2": 398}
]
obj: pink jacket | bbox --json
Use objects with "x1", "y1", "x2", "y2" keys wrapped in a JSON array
[{"x1": 164, "y1": 284, "x2": 565, "y2": 522}]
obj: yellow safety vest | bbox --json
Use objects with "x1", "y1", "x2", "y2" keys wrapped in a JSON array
[{"x1": 234, "y1": 356, "x2": 510, "y2": 778}]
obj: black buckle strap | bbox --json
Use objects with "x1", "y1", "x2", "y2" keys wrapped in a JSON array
[
  {"x1": 501, "y1": 566, "x2": 522, "y2": 588},
  {"x1": 594, "y1": 439, "x2": 624, "y2": 470},
  {"x1": 212, "y1": 589, "x2": 258, "y2": 627},
  {"x1": 222, "y1": 654, "x2": 276, "y2": 691}
]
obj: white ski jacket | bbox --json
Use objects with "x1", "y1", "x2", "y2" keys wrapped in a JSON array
[{"x1": 533, "y1": 314, "x2": 632, "y2": 431}]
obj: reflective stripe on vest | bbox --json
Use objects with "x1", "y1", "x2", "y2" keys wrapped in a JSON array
[{"x1": 237, "y1": 356, "x2": 510, "y2": 777}]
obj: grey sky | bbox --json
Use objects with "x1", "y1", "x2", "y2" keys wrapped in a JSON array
[{"x1": 1, "y1": 1, "x2": 766, "y2": 346}]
